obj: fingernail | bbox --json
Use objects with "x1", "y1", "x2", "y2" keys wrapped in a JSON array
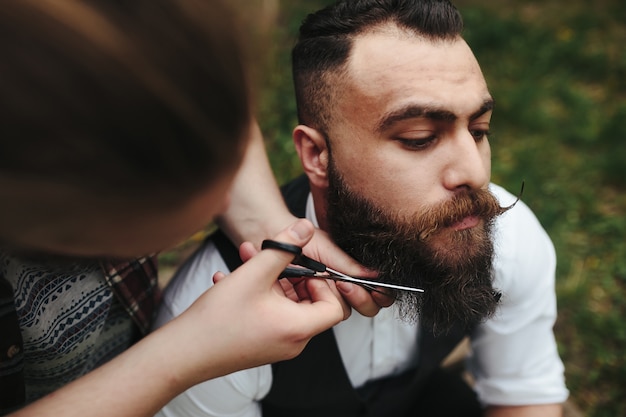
[{"x1": 289, "y1": 220, "x2": 311, "y2": 240}]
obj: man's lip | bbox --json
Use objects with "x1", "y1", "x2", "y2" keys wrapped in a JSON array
[{"x1": 450, "y1": 215, "x2": 480, "y2": 231}]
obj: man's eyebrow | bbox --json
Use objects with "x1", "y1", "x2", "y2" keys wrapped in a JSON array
[
  {"x1": 470, "y1": 98, "x2": 495, "y2": 121},
  {"x1": 375, "y1": 97, "x2": 495, "y2": 133},
  {"x1": 376, "y1": 104, "x2": 456, "y2": 133}
]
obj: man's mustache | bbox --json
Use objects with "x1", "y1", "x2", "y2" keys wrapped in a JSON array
[{"x1": 417, "y1": 182, "x2": 524, "y2": 240}]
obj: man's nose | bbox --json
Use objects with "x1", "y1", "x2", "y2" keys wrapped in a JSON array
[{"x1": 441, "y1": 130, "x2": 491, "y2": 191}]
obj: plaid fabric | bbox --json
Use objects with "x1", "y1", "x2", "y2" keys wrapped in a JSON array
[{"x1": 100, "y1": 256, "x2": 161, "y2": 336}]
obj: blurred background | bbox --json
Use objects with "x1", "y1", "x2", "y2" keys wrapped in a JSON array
[{"x1": 165, "y1": 1, "x2": 626, "y2": 416}]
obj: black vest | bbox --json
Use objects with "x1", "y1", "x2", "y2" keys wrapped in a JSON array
[{"x1": 212, "y1": 175, "x2": 469, "y2": 417}]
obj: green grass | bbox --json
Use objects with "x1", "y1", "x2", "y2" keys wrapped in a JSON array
[
  {"x1": 255, "y1": 1, "x2": 626, "y2": 416},
  {"x1": 458, "y1": 3, "x2": 626, "y2": 415}
]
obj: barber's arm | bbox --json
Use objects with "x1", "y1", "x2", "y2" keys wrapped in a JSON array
[
  {"x1": 8, "y1": 220, "x2": 348, "y2": 417},
  {"x1": 216, "y1": 122, "x2": 393, "y2": 316},
  {"x1": 215, "y1": 122, "x2": 292, "y2": 249},
  {"x1": 485, "y1": 404, "x2": 562, "y2": 417}
]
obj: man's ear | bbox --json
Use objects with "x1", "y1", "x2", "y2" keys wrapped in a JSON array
[{"x1": 293, "y1": 125, "x2": 329, "y2": 188}]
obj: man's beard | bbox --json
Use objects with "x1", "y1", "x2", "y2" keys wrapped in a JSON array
[{"x1": 325, "y1": 161, "x2": 512, "y2": 334}]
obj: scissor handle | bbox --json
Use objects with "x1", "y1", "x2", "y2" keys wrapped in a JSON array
[
  {"x1": 279, "y1": 266, "x2": 318, "y2": 278},
  {"x1": 261, "y1": 239, "x2": 301, "y2": 254},
  {"x1": 261, "y1": 239, "x2": 326, "y2": 272}
]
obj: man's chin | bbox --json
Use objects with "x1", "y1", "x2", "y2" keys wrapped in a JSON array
[
  {"x1": 424, "y1": 225, "x2": 490, "y2": 265},
  {"x1": 410, "y1": 278, "x2": 499, "y2": 334}
]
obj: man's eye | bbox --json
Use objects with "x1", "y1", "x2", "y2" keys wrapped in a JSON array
[
  {"x1": 396, "y1": 136, "x2": 436, "y2": 150},
  {"x1": 470, "y1": 129, "x2": 490, "y2": 141}
]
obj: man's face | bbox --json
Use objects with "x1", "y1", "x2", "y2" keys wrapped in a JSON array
[{"x1": 317, "y1": 27, "x2": 506, "y2": 332}]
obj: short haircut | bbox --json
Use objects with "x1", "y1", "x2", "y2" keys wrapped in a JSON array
[{"x1": 292, "y1": 0, "x2": 464, "y2": 133}]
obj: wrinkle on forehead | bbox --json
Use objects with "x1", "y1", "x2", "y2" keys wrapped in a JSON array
[
  {"x1": 349, "y1": 32, "x2": 478, "y2": 87},
  {"x1": 334, "y1": 27, "x2": 487, "y2": 132}
]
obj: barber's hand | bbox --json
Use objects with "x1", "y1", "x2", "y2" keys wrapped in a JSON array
[
  {"x1": 302, "y1": 228, "x2": 394, "y2": 316},
  {"x1": 239, "y1": 226, "x2": 394, "y2": 317},
  {"x1": 175, "y1": 219, "x2": 350, "y2": 386}
]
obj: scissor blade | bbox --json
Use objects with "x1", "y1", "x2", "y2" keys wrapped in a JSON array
[{"x1": 325, "y1": 267, "x2": 424, "y2": 293}]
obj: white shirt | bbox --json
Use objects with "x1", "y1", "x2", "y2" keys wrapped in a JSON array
[{"x1": 153, "y1": 183, "x2": 569, "y2": 417}]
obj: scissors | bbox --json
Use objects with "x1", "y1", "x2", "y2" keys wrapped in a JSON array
[{"x1": 261, "y1": 239, "x2": 424, "y2": 294}]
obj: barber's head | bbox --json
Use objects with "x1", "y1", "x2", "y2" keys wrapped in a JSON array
[
  {"x1": 292, "y1": 0, "x2": 510, "y2": 333},
  {"x1": 0, "y1": 0, "x2": 252, "y2": 257}
]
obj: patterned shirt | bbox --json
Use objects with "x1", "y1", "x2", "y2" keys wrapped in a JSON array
[{"x1": 0, "y1": 253, "x2": 159, "y2": 414}]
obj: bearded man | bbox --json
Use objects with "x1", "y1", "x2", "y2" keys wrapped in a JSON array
[{"x1": 153, "y1": 1, "x2": 569, "y2": 416}]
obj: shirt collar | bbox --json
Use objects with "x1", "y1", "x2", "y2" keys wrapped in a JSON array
[{"x1": 304, "y1": 192, "x2": 320, "y2": 228}]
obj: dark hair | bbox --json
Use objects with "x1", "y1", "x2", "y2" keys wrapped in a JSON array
[
  {"x1": 292, "y1": 0, "x2": 463, "y2": 131},
  {"x1": 0, "y1": 0, "x2": 250, "y2": 203}
]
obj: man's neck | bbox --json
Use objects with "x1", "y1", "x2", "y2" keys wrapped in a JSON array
[{"x1": 308, "y1": 186, "x2": 330, "y2": 232}]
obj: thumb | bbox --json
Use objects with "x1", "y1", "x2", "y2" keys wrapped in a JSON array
[{"x1": 239, "y1": 219, "x2": 315, "y2": 285}]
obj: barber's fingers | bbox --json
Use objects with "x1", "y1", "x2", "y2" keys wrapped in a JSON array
[
  {"x1": 238, "y1": 241, "x2": 258, "y2": 263},
  {"x1": 335, "y1": 282, "x2": 394, "y2": 317},
  {"x1": 320, "y1": 280, "x2": 352, "y2": 320},
  {"x1": 235, "y1": 219, "x2": 315, "y2": 287},
  {"x1": 212, "y1": 271, "x2": 227, "y2": 284},
  {"x1": 292, "y1": 278, "x2": 351, "y2": 333},
  {"x1": 302, "y1": 228, "x2": 377, "y2": 279},
  {"x1": 371, "y1": 290, "x2": 395, "y2": 308}
]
